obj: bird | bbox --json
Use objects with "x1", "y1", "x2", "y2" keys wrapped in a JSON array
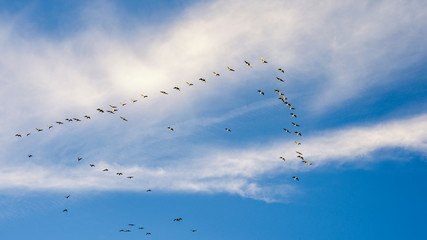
[
  {"x1": 129, "y1": 224, "x2": 134, "y2": 226},
  {"x1": 103, "y1": 168, "x2": 109, "y2": 171},
  {"x1": 119, "y1": 230, "x2": 125, "y2": 232},
  {"x1": 131, "y1": 98, "x2": 138, "y2": 103},
  {"x1": 173, "y1": 87, "x2": 180, "y2": 91},
  {"x1": 292, "y1": 176, "x2": 299, "y2": 181},
  {"x1": 120, "y1": 116, "x2": 128, "y2": 121},
  {"x1": 297, "y1": 155, "x2": 304, "y2": 160},
  {"x1": 90, "y1": 164, "x2": 95, "y2": 167},
  {"x1": 225, "y1": 128, "x2": 231, "y2": 132},
  {"x1": 120, "y1": 102, "x2": 126, "y2": 107},
  {"x1": 191, "y1": 229, "x2": 197, "y2": 232},
  {"x1": 125, "y1": 230, "x2": 131, "y2": 232},
  {"x1": 258, "y1": 90, "x2": 264, "y2": 95},
  {"x1": 109, "y1": 105, "x2": 117, "y2": 109},
  {"x1": 168, "y1": 126, "x2": 174, "y2": 131},
  {"x1": 47, "y1": 125, "x2": 53, "y2": 129},
  {"x1": 186, "y1": 81, "x2": 193, "y2": 86},
  {"x1": 15, "y1": 134, "x2": 22, "y2": 137},
  {"x1": 275, "y1": 89, "x2": 284, "y2": 95},
  {"x1": 26, "y1": 132, "x2": 30, "y2": 136},
  {"x1": 141, "y1": 94, "x2": 148, "y2": 98},
  {"x1": 278, "y1": 68, "x2": 285, "y2": 73},
  {"x1": 65, "y1": 118, "x2": 73, "y2": 122},
  {"x1": 63, "y1": 209, "x2": 68, "y2": 212},
  {"x1": 289, "y1": 106, "x2": 295, "y2": 110},
  {"x1": 291, "y1": 113, "x2": 297, "y2": 118},
  {"x1": 295, "y1": 141, "x2": 301, "y2": 145},
  {"x1": 296, "y1": 151, "x2": 303, "y2": 155},
  {"x1": 277, "y1": 77, "x2": 284, "y2": 82},
  {"x1": 127, "y1": 176, "x2": 134, "y2": 179},
  {"x1": 84, "y1": 115, "x2": 91, "y2": 119},
  {"x1": 213, "y1": 72, "x2": 220, "y2": 76},
  {"x1": 116, "y1": 172, "x2": 123, "y2": 176},
  {"x1": 65, "y1": 195, "x2": 70, "y2": 199},
  {"x1": 295, "y1": 131, "x2": 302, "y2": 136},
  {"x1": 244, "y1": 60, "x2": 252, "y2": 68},
  {"x1": 56, "y1": 121, "x2": 64, "y2": 124},
  {"x1": 73, "y1": 118, "x2": 81, "y2": 122},
  {"x1": 96, "y1": 108, "x2": 104, "y2": 113},
  {"x1": 302, "y1": 160, "x2": 312, "y2": 166},
  {"x1": 36, "y1": 128, "x2": 43, "y2": 132},
  {"x1": 283, "y1": 128, "x2": 290, "y2": 133},
  {"x1": 227, "y1": 66, "x2": 235, "y2": 71},
  {"x1": 146, "y1": 189, "x2": 152, "y2": 192},
  {"x1": 107, "y1": 110, "x2": 115, "y2": 114},
  {"x1": 292, "y1": 122, "x2": 300, "y2": 127},
  {"x1": 28, "y1": 155, "x2": 32, "y2": 158},
  {"x1": 77, "y1": 157, "x2": 82, "y2": 162},
  {"x1": 173, "y1": 218, "x2": 183, "y2": 222},
  {"x1": 138, "y1": 227, "x2": 144, "y2": 230},
  {"x1": 261, "y1": 57, "x2": 268, "y2": 63},
  {"x1": 160, "y1": 91, "x2": 168, "y2": 95},
  {"x1": 280, "y1": 157, "x2": 286, "y2": 161},
  {"x1": 146, "y1": 233, "x2": 151, "y2": 235},
  {"x1": 199, "y1": 78, "x2": 206, "y2": 82}
]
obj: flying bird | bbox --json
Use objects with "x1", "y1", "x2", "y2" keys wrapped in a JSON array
[
  {"x1": 116, "y1": 172, "x2": 123, "y2": 176},
  {"x1": 73, "y1": 118, "x2": 81, "y2": 122},
  {"x1": 84, "y1": 115, "x2": 91, "y2": 119},
  {"x1": 36, "y1": 128, "x2": 43, "y2": 132},
  {"x1": 213, "y1": 72, "x2": 220, "y2": 76},
  {"x1": 278, "y1": 68, "x2": 285, "y2": 73},
  {"x1": 120, "y1": 116, "x2": 128, "y2": 121},
  {"x1": 291, "y1": 113, "x2": 297, "y2": 118},
  {"x1": 90, "y1": 164, "x2": 95, "y2": 167},
  {"x1": 297, "y1": 155, "x2": 304, "y2": 160},
  {"x1": 173, "y1": 218, "x2": 183, "y2": 222},
  {"x1": 225, "y1": 128, "x2": 231, "y2": 132},
  {"x1": 191, "y1": 229, "x2": 197, "y2": 232},
  {"x1": 107, "y1": 110, "x2": 115, "y2": 114},
  {"x1": 15, "y1": 134, "x2": 21, "y2": 137},
  {"x1": 77, "y1": 157, "x2": 82, "y2": 162},
  {"x1": 146, "y1": 189, "x2": 152, "y2": 192},
  {"x1": 280, "y1": 157, "x2": 286, "y2": 161},
  {"x1": 131, "y1": 98, "x2": 138, "y2": 103},
  {"x1": 296, "y1": 151, "x2": 303, "y2": 155},
  {"x1": 227, "y1": 66, "x2": 235, "y2": 71},
  {"x1": 28, "y1": 155, "x2": 32, "y2": 158},
  {"x1": 56, "y1": 121, "x2": 64, "y2": 124},
  {"x1": 65, "y1": 195, "x2": 70, "y2": 199},
  {"x1": 63, "y1": 209, "x2": 68, "y2": 212},
  {"x1": 199, "y1": 78, "x2": 206, "y2": 82},
  {"x1": 129, "y1": 224, "x2": 134, "y2": 226},
  {"x1": 138, "y1": 227, "x2": 144, "y2": 230},
  {"x1": 261, "y1": 57, "x2": 268, "y2": 63},
  {"x1": 275, "y1": 89, "x2": 284, "y2": 95},
  {"x1": 295, "y1": 141, "x2": 301, "y2": 145},
  {"x1": 65, "y1": 118, "x2": 73, "y2": 122},
  {"x1": 141, "y1": 94, "x2": 148, "y2": 98},
  {"x1": 109, "y1": 105, "x2": 117, "y2": 109},
  {"x1": 146, "y1": 233, "x2": 151, "y2": 235},
  {"x1": 244, "y1": 60, "x2": 252, "y2": 68},
  {"x1": 103, "y1": 168, "x2": 109, "y2": 172},
  {"x1": 292, "y1": 122, "x2": 300, "y2": 127},
  {"x1": 283, "y1": 128, "x2": 290, "y2": 133},
  {"x1": 120, "y1": 102, "x2": 126, "y2": 107},
  {"x1": 186, "y1": 81, "x2": 194, "y2": 86},
  {"x1": 277, "y1": 77, "x2": 284, "y2": 82},
  {"x1": 258, "y1": 90, "x2": 264, "y2": 95},
  {"x1": 26, "y1": 132, "x2": 30, "y2": 136},
  {"x1": 47, "y1": 125, "x2": 53, "y2": 129},
  {"x1": 292, "y1": 176, "x2": 299, "y2": 181},
  {"x1": 173, "y1": 87, "x2": 180, "y2": 91},
  {"x1": 302, "y1": 160, "x2": 312, "y2": 166},
  {"x1": 168, "y1": 127, "x2": 174, "y2": 131},
  {"x1": 96, "y1": 108, "x2": 104, "y2": 113},
  {"x1": 127, "y1": 176, "x2": 134, "y2": 179},
  {"x1": 160, "y1": 91, "x2": 168, "y2": 95},
  {"x1": 295, "y1": 131, "x2": 302, "y2": 136}
]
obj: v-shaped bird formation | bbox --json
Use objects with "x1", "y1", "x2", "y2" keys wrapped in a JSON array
[{"x1": 14, "y1": 57, "x2": 311, "y2": 236}]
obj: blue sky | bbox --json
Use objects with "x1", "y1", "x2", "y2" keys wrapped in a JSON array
[{"x1": 0, "y1": 0, "x2": 426, "y2": 239}]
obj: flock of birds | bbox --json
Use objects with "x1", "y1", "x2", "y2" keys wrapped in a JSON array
[{"x1": 15, "y1": 57, "x2": 311, "y2": 236}]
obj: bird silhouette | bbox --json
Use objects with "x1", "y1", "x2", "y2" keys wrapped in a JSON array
[
  {"x1": 277, "y1": 77, "x2": 284, "y2": 82},
  {"x1": 295, "y1": 131, "x2": 302, "y2": 136},
  {"x1": 168, "y1": 127, "x2": 174, "y2": 131},
  {"x1": 26, "y1": 132, "x2": 30, "y2": 136},
  {"x1": 84, "y1": 115, "x2": 91, "y2": 119},
  {"x1": 283, "y1": 128, "x2": 290, "y2": 133},
  {"x1": 291, "y1": 113, "x2": 297, "y2": 118},
  {"x1": 65, "y1": 195, "x2": 70, "y2": 199},
  {"x1": 278, "y1": 68, "x2": 285, "y2": 73},
  {"x1": 292, "y1": 176, "x2": 299, "y2": 181},
  {"x1": 296, "y1": 151, "x2": 303, "y2": 155},
  {"x1": 295, "y1": 141, "x2": 301, "y2": 145},
  {"x1": 56, "y1": 121, "x2": 64, "y2": 124},
  {"x1": 120, "y1": 116, "x2": 128, "y2": 121},
  {"x1": 280, "y1": 157, "x2": 286, "y2": 161},
  {"x1": 131, "y1": 98, "x2": 138, "y2": 103},
  {"x1": 173, "y1": 87, "x2": 181, "y2": 91},
  {"x1": 292, "y1": 122, "x2": 300, "y2": 127},
  {"x1": 90, "y1": 164, "x2": 95, "y2": 167},
  {"x1": 244, "y1": 60, "x2": 252, "y2": 68},
  {"x1": 261, "y1": 57, "x2": 268, "y2": 63},
  {"x1": 47, "y1": 125, "x2": 53, "y2": 129},
  {"x1": 103, "y1": 168, "x2": 109, "y2": 171},
  {"x1": 199, "y1": 78, "x2": 206, "y2": 82},
  {"x1": 258, "y1": 90, "x2": 264, "y2": 95},
  {"x1": 127, "y1": 176, "x2": 134, "y2": 179},
  {"x1": 225, "y1": 128, "x2": 231, "y2": 132},
  {"x1": 96, "y1": 108, "x2": 105, "y2": 113},
  {"x1": 36, "y1": 128, "x2": 43, "y2": 132},
  {"x1": 173, "y1": 218, "x2": 183, "y2": 222},
  {"x1": 160, "y1": 91, "x2": 168, "y2": 95},
  {"x1": 213, "y1": 72, "x2": 220, "y2": 76},
  {"x1": 227, "y1": 66, "x2": 235, "y2": 71},
  {"x1": 77, "y1": 157, "x2": 82, "y2": 162},
  {"x1": 186, "y1": 81, "x2": 194, "y2": 86},
  {"x1": 15, "y1": 134, "x2": 21, "y2": 137},
  {"x1": 141, "y1": 94, "x2": 148, "y2": 98},
  {"x1": 116, "y1": 172, "x2": 123, "y2": 176}
]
